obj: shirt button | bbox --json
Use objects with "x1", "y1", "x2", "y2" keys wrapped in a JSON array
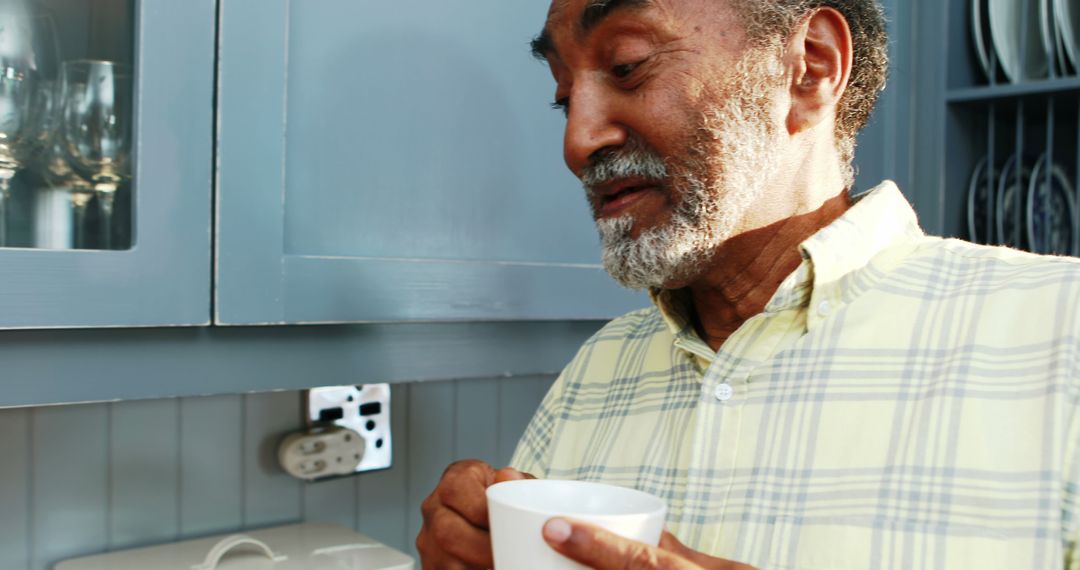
[
  {"x1": 714, "y1": 383, "x2": 734, "y2": 402},
  {"x1": 817, "y1": 300, "x2": 832, "y2": 317}
]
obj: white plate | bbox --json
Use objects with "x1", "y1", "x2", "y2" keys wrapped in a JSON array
[
  {"x1": 972, "y1": 0, "x2": 992, "y2": 78},
  {"x1": 989, "y1": 0, "x2": 1052, "y2": 82},
  {"x1": 1057, "y1": 17, "x2": 1074, "y2": 74},
  {"x1": 1055, "y1": 0, "x2": 1080, "y2": 70},
  {"x1": 1038, "y1": 0, "x2": 1057, "y2": 72}
]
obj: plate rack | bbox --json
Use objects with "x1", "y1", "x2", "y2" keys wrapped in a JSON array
[{"x1": 941, "y1": 0, "x2": 1080, "y2": 256}]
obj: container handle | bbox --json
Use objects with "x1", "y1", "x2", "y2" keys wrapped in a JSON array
[{"x1": 191, "y1": 534, "x2": 288, "y2": 570}]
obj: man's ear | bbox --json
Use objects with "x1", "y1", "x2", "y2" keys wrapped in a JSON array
[{"x1": 784, "y1": 8, "x2": 853, "y2": 136}]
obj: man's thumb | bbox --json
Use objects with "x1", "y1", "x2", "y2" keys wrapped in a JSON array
[{"x1": 493, "y1": 467, "x2": 537, "y2": 483}]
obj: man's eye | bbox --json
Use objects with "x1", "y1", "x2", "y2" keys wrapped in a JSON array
[
  {"x1": 612, "y1": 62, "x2": 640, "y2": 79},
  {"x1": 551, "y1": 97, "x2": 569, "y2": 116}
]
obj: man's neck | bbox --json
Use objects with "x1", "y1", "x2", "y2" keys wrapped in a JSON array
[{"x1": 686, "y1": 189, "x2": 852, "y2": 351}]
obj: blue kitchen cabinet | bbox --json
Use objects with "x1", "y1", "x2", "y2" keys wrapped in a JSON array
[
  {"x1": 0, "y1": 0, "x2": 912, "y2": 332},
  {"x1": 0, "y1": 0, "x2": 215, "y2": 328},
  {"x1": 215, "y1": 0, "x2": 647, "y2": 325}
]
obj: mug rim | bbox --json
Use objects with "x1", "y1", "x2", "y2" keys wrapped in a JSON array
[{"x1": 486, "y1": 479, "x2": 667, "y2": 519}]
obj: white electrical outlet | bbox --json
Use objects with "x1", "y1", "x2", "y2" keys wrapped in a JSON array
[{"x1": 305, "y1": 384, "x2": 392, "y2": 473}]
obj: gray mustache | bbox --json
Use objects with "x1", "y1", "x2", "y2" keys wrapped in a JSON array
[{"x1": 581, "y1": 145, "x2": 669, "y2": 199}]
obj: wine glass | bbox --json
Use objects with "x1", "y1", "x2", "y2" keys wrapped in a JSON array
[
  {"x1": 38, "y1": 135, "x2": 94, "y2": 248},
  {"x1": 0, "y1": 2, "x2": 39, "y2": 246},
  {"x1": 59, "y1": 60, "x2": 132, "y2": 249},
  {"x1": 26, "y1": 8, "x2": 60, "y2": 153},
  {"x1": 27, "y1": 11, "x2": 95, "y2": 248}
]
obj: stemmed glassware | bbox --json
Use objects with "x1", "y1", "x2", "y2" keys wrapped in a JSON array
[
  {"x1": 58, "y1": 60, "x2": 132, "y2": 249},
  {"x1": 0, "y1": 1, "x2": 134, "y2": 250},
  {"x1": 0, "y1": 1, "x2": 40, "y2": 246},
  {"x1": 26, "y1": 9, "x2": 97, "y2": 248}
]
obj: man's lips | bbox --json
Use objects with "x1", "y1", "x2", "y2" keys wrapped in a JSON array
[{"x1": 592, "y1": 179, "x2": 662, "y2": 218}]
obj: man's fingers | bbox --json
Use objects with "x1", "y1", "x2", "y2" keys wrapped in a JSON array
[
  {"x1": 660, "y1": 531, "x2": 702, "y2": 560},
  {"x1": 437, "y1": 461, "x2": 497, "y2": 527},
  {"x1": 416, "y1": 529, "x2": 477, "y2": 570},
  {"x1": 417, "y1": 460, "x2": 500, "y2": 569},
  {"x1": 428, "y1": 507, "x2": 495, "y2": 569},
  {"x1": 542, "y1": 518, "x2": 689, "y2": 570},
  {"x1": 493, "y1": 466, "x2": 537, "y2": 483},
  {"x1": 659, "y1": 531, "x2": 758, "y2": 569}
]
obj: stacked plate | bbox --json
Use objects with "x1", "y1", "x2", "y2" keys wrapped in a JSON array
[
  {"x1": 972, "y1": 0, "x2": 1080, "y2": 81},
  {"x1": 967, "y1": 152, "x2": 1078, "y2": 254},
  {"x1": 1056, "y1": 0, "x2": 1080, "y2": 73}
]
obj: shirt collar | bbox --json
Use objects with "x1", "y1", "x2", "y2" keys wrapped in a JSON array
[
  {"x1": 650, "y1": 181, "x2": 924, "y2": 337},
  {"x1": 797, "y1": 181, "x2": 923, "y2": 290}
]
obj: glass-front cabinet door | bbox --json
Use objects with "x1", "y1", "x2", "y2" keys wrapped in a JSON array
[{"x1": 0, "y1": 0, "x2": 213, "y2": 328}]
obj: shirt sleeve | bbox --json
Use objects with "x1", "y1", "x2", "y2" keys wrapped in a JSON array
[{"x1": 508, "y1": 372, "x2": 564, "y2": 478}]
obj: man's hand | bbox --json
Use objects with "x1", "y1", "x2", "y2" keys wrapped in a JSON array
[
  {"x1": 541, "y1": 518, "x2": 758, "y2": 570},
  {"x1": 416, "y1": 459, "x2": 533, "y2": 569}
]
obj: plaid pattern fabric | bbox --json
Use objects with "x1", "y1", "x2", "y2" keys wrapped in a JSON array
[{"x1": 511, "y1": 182, "x2": 1080, "y2": 569}]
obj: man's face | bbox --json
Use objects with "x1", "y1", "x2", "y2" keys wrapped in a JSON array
[{"x1": 538, "y1": 0, "x2": 788, "y2": 289}]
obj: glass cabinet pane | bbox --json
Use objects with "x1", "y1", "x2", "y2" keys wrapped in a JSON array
[{"x1": 0, "y1": 0, "x2": 134, "y2": 250}]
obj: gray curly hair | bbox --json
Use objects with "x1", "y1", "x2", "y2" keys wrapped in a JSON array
[{"x1": 731, "y1": 0, "x2": 889, "y2": 174}]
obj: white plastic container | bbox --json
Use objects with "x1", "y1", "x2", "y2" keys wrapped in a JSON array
[{"x1": 55, "y1": 522, "x2": 413, "y2": 570}]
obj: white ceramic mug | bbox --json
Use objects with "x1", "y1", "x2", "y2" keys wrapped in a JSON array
[{"x1": 486, "y1": 479, "x2": 668, "y2": 570}]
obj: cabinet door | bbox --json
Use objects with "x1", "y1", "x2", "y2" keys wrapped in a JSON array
[
  {"x1": 0, "y1": 0, "x2": 214, "y2": 328},
  {"x1": 215, "y1": 0, "x2": 646, "y2": 325}
]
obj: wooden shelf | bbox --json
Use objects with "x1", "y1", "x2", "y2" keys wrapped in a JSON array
[{"x1": 947, "y1": 76, "x2": 1080, "y2": 103}]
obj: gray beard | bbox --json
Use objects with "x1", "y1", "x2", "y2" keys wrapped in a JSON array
[{"x1": 586, "y1": 81, "x2": 782, "y2": 290}]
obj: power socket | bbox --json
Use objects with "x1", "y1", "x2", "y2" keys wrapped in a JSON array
[{"x1": 305, "y1": 384, "x2": 392, "y2": 473}]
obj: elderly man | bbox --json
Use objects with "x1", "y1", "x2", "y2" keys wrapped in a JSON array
[{"x1": 417, "y1": 0, "x2": 1080, "y2": 568}]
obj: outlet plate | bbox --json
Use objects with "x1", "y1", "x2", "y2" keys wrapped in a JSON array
[{"x1": 305, "y1": 384, "x2": 392, "y2": 473}]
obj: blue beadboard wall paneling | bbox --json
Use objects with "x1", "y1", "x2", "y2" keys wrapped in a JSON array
[
  {"x1": 31, "y1": 404, "x2": 109, "y2": 569},
  {"x1": 356, "y1": 383, "x2": 412, "y2": 554},
  {"x1": 454, "y1": 378, "x2": 500, "y2": 466},
  {"x1": 302, "y1": 470, "x2": 359, "y2": 531},
  {"x1": 405, "y1": 382, "x2": 457, "y2": 551},
  {"x1": 179, "y1": 395, "x2": 244, "y2": 537},
  {"x1": 497, "y1": 376, "x2": 556, "y2": 467},
  {"x1": 109, "y1": 400, "x2": 181, "y2": 550},
  {"x1": 0, "y1": 408, "x2": 30, "y2": 570},
  {"x1": 0, "y1": 378, "x2": 555, "y2": 569},
  {"x1": 242, "y1": 392, "x2": 303, "y2": 527},
  {"x1": 529, "y1": 375, "x2": 556, "y2": 407},
  {"x1": 0, "y1": 321, "x2": 603, "y2": 408}
]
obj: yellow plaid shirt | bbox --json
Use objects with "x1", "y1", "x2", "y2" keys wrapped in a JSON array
[{"x1": 511, "y1": 182, "x2": 1080, "y2": 569}]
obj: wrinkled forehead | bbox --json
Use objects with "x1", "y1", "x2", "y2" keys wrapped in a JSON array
[
  {"x1": 545, "y1": 0, "x2": 654, "y2": 34},
  {"x1": 534, "y1": 0, "x2": 744, "y2": 61},
  {"x1": 535, "y1": 0, "x2": 664, "y2": 60}
]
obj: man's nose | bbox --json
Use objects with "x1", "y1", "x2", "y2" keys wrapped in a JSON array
[{"x1": 563, "y1": 85, "x2": 628, "y2": 176}]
